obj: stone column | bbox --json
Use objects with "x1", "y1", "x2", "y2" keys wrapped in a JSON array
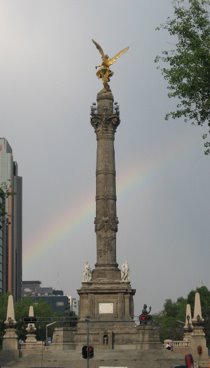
[
  {"x1": 190, "y1": 292, "x2": 209, "y2": 367},
  {"x1": 91, "y1": 89, "x2": 121, "y2": 280},
  {"x1": 77, "y1": 87, "x2": 136, "y2": 327},
  {"x1": 183, "y1": 304, "x2": 193, "y2": 342},
  {"x1": 25, "y1": 305, "x2": 37, "y2": 347},
  {"x1": 2, "y1": 295, "x2": 18, "y2": 350}
]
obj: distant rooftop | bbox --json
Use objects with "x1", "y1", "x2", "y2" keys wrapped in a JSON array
[{"x1": 22, "y1": 280, "x2": 41, "y2": 285}]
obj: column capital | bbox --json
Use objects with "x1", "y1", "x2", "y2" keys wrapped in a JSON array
[{"x1": 90, "y1": 90, "x2": 120, "y2": 134}]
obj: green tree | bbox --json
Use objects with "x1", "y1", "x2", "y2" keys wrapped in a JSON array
[
  {"x1": 0, "y1": 294, "x2": 9, "y2": 346},
  {"x1": 154, "y1": 286, "x2": 210, "y2": 346},
  {"x1": 0, "y1": 295, "x2": 56, "y2": 344},
  {"x1": 33, "y1": 300, "x2": 55, "y2": 340},
  {"x1": 155, "y1": 0, "x2": 210, "y2": 154},
  {"x1": 0, "y1": 185, "x2": 14, "y2": 237},
  {"x1": 15, "y1": 297, "x2": 55, "y2": 341},
  {"x1": 0, "y1": 187, "x2": 7, "y2": 223},
  {"x1": 154, "y1": 297, "x2": 186, "y2": 342},
  {"x1": 14, "y1": 297, "x2": 33, "y2": 341},
  {"x1": 0, "y1": 293, "x2": 8, "y2": 320}
]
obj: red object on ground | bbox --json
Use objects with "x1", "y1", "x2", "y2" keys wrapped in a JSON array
[{"x1": 185, "y1": 353, "x2": 194, "y2": 368}]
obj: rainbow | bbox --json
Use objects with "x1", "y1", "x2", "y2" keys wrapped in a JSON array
[
  {"x1": 23, "y1": 131, "x2": 196, "y2": 270},
  {"x1": 23, "y1": 194, "x2": 95, "y2": 270},
  {"x1": 23, "y1": 161, "x2": 150, "y2": 270}
]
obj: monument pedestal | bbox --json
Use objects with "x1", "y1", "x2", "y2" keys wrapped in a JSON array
[
  {"x1": 53, "y1": 327, "x2": 76, "y2": 350},
  {"x1": 2, "y1": 328, "x2": 18, "y2": 350},
  {"x1": 25, "y1": 333, "x2": 37, "y2": 348},
  {"x1": 76, "y1": 277, "x2": 138, "y2": 349},
  {"x1": 190, "y1": 326, "x2": 209, "y2": 368},
  {"x1": 78, "y1": 279, "x2": 135, "y2": 320},
  {"x1": 52, "y1": 324, "x2": 161, "y2": 351}
]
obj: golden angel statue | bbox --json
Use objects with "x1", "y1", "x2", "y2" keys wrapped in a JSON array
[{"x1": 92, "y1": 39, "x2": 129, "y2": 91}]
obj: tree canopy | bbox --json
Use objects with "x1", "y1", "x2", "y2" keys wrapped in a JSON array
[
  {"x1": 154, "y1": 296, "x2": 186, "y2": 342},
  {"x1": 154, "y1": 286, "x2": 210, "y2": 346},
  {"x1": 0, "y1": 295, "x2": 55, "y2": 343},
  {"x1": 155, "y1": 0, "x2": 210, "y2": 154}
]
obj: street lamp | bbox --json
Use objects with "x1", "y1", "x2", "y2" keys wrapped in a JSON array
[
  {"x1": 85, "y1": 317, "x2": 90, "y2": 368},
  {"x1": 45, "y1": 322, "x2": 56, "y2": 345}
]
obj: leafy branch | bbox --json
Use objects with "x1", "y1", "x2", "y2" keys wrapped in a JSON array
[{"x1": 155, "y1": 0, "x2": 210, "y2": 154}]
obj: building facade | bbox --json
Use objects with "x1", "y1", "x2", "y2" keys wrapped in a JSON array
[
  {"x1": 0, "y1": 138, "x2": 22, "y2": 300},
  {"x1": 0, "y1": 192, "x2": 4, "y2": 293},
  {"x1": 22, "y1": 280, "x2": 72, "y2": 315},
  {"x1": 68, "y1": 295, "x2": 79, "y2": 316}
]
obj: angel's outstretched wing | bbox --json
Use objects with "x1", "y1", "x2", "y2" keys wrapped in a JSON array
[
  {"x1": 92, "y1": 39, "x2": 105, "y2": 58},
  {"x1": 108, "y1": 47, "x2": 129, "y2": 66}
]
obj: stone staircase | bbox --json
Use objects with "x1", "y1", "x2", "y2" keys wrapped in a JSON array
[{"x1": 0, "y1": 348, "x2": 185, "y2": 368}]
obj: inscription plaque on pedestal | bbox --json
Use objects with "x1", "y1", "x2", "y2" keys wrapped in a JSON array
[{"x1": 99, "y1": 303, "x2": 114, "y2": 314}]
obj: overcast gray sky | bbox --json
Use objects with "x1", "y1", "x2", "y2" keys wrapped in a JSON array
[{"x1": 0, "y1": 0, "x2": 209, "y2": 314}]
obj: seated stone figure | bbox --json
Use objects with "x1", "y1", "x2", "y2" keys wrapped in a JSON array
[{"x1": 139, "y1": 304, "x2": 152, "y2": 325}]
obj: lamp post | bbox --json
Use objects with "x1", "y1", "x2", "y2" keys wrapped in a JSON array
[
  {"x1": 45, "y1": 322, "x2": 56, "y2": 345},
  {"x1": 85, "y1": 317, "x2": 90, "y2": 368}
]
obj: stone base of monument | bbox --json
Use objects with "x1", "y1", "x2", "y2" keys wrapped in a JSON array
[
  {"x1": 52, "y1": 327, "x2": 77, "y2": 350},
  {"x1": 2, "y1": 327, "x2": 18, "y2": 350},
  {"x1": 189, "y1": 326, "x2": 209, "y2": 368},
  {"x1": 26, "y1": 333, "x2": 37, "y2": 342},
  {"x1": 52, "y1": 324, "x2": 162, "y2": 351},
  {"x1": 23, "y1": 333, "x2": 42, "y2": 350}
]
